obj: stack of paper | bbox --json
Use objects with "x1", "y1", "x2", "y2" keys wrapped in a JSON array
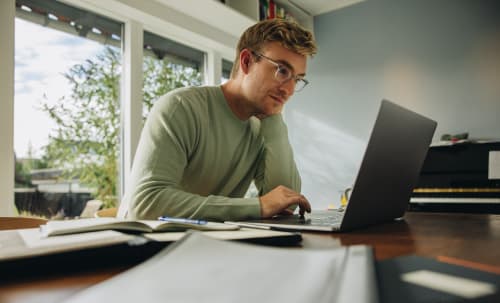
[{"x1": 61, "y1": 231, "x2": 378, "y2": 303}]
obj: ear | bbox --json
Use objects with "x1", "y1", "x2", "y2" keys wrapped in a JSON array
[{"x1": 239, "y1": 49, "x2": 253, "y2": 75}]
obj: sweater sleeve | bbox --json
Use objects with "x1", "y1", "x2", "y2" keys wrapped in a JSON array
[
  {"x1": 253, "y1": 114, "x2": 302, "y2": 195},
  {"x1": 124, "y1": 94, "x2": 261, "y2": 222}
]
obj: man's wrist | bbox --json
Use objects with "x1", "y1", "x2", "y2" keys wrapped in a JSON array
[
  {"x1": 260, "y1": 114, "x2": 287, "y2": 139},
  {"x1": 258, "y1": 196, "x2": 265, "y2": 217}
]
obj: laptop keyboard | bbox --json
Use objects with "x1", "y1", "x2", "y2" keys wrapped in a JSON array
[{"x1": 308, "y1": 210, "x2": 344, "y2": 226}]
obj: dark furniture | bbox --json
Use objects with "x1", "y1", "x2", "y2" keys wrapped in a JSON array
[{"x1": 411, "y1": 142, "x2": 500, "y2": 213}]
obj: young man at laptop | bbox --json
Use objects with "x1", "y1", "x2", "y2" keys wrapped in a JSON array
[{"x1": 118, "y1": 19, "x2": 315, "y2": 221}]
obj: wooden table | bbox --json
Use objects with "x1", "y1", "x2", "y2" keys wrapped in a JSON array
[
  {"x1": 304, "y1": 212, "x2": 500, "y2": 266},
  {"x1": 1, "y1": 212, "x2": 499, "y2": 303}
]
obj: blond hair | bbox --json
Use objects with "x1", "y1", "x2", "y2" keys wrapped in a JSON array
[{"x1": 230, "y1": 18, "x2": 317, "y2": 78}]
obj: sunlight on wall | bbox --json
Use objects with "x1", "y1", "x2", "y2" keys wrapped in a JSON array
[{"x1": 286, "y1": 109, "x2": 365, "y2": 209}]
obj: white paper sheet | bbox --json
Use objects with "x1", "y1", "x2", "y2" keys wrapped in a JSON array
[{"x1": 61, "y1": 232, "x2": 376, "y2": 303}]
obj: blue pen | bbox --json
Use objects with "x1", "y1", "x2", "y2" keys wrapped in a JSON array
[{"x1": 158, "y1": 216, "x2": 208, "y2": 225}]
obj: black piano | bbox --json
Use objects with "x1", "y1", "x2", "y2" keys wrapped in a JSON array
[{"x1": 410, "y1": 141, "x2": 500, "y2": 214}]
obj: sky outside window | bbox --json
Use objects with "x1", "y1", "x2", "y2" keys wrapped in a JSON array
[{"x1": 14, "y1": 18, "x2": 104, "y2": 158}]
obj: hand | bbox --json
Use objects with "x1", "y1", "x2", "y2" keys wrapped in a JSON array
[
  {"x1": 255, "y1": 100, "x2": 285, "y2": 120},
  {"x1": 255, "y1": 106, "x2": 283, "y2": 120},
  {"x1": 259, "y1": 185, "x2": 311, "y2": 218}
]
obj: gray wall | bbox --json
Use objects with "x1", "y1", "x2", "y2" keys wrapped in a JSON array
[{"x1": 284, "y1": 0, "x2": 500, "y2": 209}]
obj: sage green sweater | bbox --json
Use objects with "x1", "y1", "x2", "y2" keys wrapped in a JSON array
[{"x1": 122, "y1": 86, "x2": 301, "y2": 221}]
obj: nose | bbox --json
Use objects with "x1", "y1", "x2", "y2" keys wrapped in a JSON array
[{"x1": 278, "y1": 78, "x2": 295, "y2": 98}]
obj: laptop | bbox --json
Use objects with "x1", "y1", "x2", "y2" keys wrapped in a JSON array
[{"x1": 226, "y1": 100, "x2": 437, "y2": 232}]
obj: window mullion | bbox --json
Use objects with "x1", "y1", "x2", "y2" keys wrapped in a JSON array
[
  {"x1": 120, "y1": 19, "x2": 143, "y2": 205},
  {"x1": 0, "y1": 0, "x2": 15, "y2": 216},
  {"x1": 205, "y1": 51, "x2": 222, "y2": 86}
]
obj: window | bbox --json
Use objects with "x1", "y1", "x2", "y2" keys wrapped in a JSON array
[
  {"x1": 221, "y1": 59, "x2": 233, "y2": 84},
  {"x1": 142, "y1": 31, "x2": 204, "y2": 119},
  {"x1": 14, "y1": 0, "x2": 123, "y2": 218},
  {"x1": 4, "y1": 0, "x2": 236, "y2": 217}
]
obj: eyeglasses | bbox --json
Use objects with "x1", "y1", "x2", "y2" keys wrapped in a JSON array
[{"x1": 251, "y1": 51, "x2": 309, "y2": 92}]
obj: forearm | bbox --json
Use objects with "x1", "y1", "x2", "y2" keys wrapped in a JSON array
[
  {"x1": 254, "y1": 114, "x2": 302, "y2": 194},
  {"x1": 127, "y1": 181, "x2": 261, "y2": 221}
]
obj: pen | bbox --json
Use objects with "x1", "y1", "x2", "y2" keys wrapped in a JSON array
[{"x1": 158, "y1": 216, "x2": 208, "y2": 225}]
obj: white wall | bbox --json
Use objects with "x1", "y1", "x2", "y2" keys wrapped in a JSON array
[{"x1": 285, "y1": 0, "x2": 500, "y2": 209}]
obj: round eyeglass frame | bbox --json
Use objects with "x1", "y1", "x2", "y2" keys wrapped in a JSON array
[{"x1": 251, "y1": 51, "x2": 309, "y2": 92}]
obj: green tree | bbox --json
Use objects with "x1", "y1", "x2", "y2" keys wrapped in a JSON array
[
  {"x1": 41, "y1": 46, "x2": 202, "y2": 208},
  {"x1": 143, "y1": 55, "x2": 202, "y2": 119}
]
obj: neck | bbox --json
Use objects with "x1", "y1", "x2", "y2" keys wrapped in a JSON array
[{"x1": 221, "y1": 79, "x2": 252, "y2": 121}]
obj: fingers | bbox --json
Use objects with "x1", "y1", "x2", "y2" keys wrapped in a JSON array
[
  {"x1": 284, "y1": 193, "x2": 311, "y2": 214},
  {"x1": 297, "y1": 195, "x2": 311, "y2": 214},
  {"x1": 291, "y1": 193, "x2": 311, "y2": 212},
  {"x1": 278, "y1": 186, "x2": 311, "y2": 213},
  {"x1": 259, "y1": 185, "x2": 311, "y2": 218},
  {"x1": 278, "y1": 209, "x2": 294, "y2": 216}
]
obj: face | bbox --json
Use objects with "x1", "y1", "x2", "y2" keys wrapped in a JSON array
[{"x1": 240, "y1": 42, "x2": 307, "y2": 118}]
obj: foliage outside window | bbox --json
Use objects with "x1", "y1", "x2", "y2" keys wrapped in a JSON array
[
  {"x1": 41, "y1": 47, "x2": 202, "y2": 209},
  {"x1": 15, "y1": 0, "x2": 124, "y2": 218},
  {"x1": 15, "y1": 0, "x2": 203, "y2": 218},
  {"x1": 143, "y1": 53, "x2": 203, "y2": 120}
]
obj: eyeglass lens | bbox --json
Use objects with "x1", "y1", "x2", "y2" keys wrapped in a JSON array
[{"x1": 274, "y1": 66, "x2": 306, "y2": 92}]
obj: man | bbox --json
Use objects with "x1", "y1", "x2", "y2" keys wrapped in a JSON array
[{"x1": 118, "y1": 19, "x2": 316, "y2": 221}]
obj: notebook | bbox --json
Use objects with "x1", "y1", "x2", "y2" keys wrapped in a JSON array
[
  {"x1": 226, "y1": 99, "x2": 437, "y2": 232},
  {"x1": 0, "y1": 227, "x2": 303, "y2": 281},
  {"x1": 39, "y1": 217, "x2": 239, "y2": 237}
]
